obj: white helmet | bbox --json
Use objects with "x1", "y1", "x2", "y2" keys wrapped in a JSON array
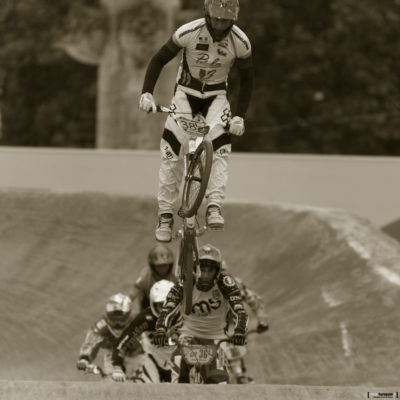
[
  {"x1": 204, "y1": 0, "x2": 239, "y2": 41},
  {"x1": 196, "y1": 244, "x2": 222, "y2": 291},
  {"x1": 149, "y1": 280, "x2": 175, "y2": 317},
  {"x1": 105, "y1": 293, "x2": 132, "y2": 329}
]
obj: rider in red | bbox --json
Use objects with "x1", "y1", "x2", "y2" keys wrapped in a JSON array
[
  {"x1": 138, "y1": 0, "x2": 253, "y2": 242},
  {"x1": 129, "y1": 244, "x2": 178, "y2": 313}
]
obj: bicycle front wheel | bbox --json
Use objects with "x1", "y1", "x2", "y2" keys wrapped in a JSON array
[{"x1": 182, "y1": 140, "x2": 213, "y2": 218}]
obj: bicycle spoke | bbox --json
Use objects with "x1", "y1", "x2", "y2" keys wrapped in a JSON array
[{"x1": 182, "y1": 140, "x2": 213, "y2": 218}]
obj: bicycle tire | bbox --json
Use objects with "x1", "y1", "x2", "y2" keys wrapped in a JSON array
[
  {"x1": 182, "y1": 140, "x2": 213, "y2": 218},
  {"x1": 181, "y1": 239, "x2": 195, "y2": 315}
]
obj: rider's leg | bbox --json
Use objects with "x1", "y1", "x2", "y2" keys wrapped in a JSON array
[
  {"x1": 204, "y1": 94, "x2": 232, "y2": 229},
  {"x1": 102, "y1": 349, "x2": 115, "y2": 377},
  {"x1": 156, "y1": 90, "x2": 190, "y2": 242}
]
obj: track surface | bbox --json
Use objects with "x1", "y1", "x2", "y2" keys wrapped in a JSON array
[{"x1": 0, "y1": 190, "x2": 400, "y2": 393}]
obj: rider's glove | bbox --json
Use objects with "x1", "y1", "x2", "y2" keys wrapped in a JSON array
[
  {"x1": 153, "y1": 329, "x2": 167, "y2": 346},
  {"x1": 256, "y1": 321, "x2": 269, "y2": 334},
  {"x1": 229, "y1": 116, "x2": 245, "y2": 136},
  {"x1": 232, "y1": 332, "x2": 246, "y2": 346},
  {"x1": 76, "y1": 358, "x2": 90, "y2": 371},
  {"x1": 111, "y1": 366, "x2": 126, "y2": 382},
  {"x1": 139, "y1": 92, "x2": 157, "y2": 113}
]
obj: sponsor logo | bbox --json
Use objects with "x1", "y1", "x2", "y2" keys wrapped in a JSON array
[
  {"x1": 223, "y1": 275, "x2": 236, "y2": 287},
  {"x1": 230, "y1": 295, "x2": 241, "y2": 302},
  {"x1": 233, "y1": 303, "x2": 245, "y2": 311},
  {"x1": 196, "y1": 43, "x2": 209, "y2": 51},
  {"x1": 217, "y1": 48, "x2": 227, "y2": 57},
  {"x1": 163, "y1": 145, "x2": 174, "y2": 160},
  {"x1": 367, "y1": 393, "x2": 399, "y2": 399},
  {"x1": 221, "y1": 107, "x2": 231, "y2": 123},
  {"x1": 192, "y1": 298, "x2": 222, "y2": 315},
  {"x1": 218, "y1": 147, "x2": 228, "y2": 156}
]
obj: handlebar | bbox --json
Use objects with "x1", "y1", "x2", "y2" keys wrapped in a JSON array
[
  {"x1": 156, "y1": 105, "x2": 192, "y2": 115},
  {"x1": 155, "y1": 105, "x2": 230, "y2": 132},
  {"x1": 176, "y1": 225, "x2": 207, "y2": 238},
  {"x1": 85, "y1": 364, "x2": 106, "y2": 378}
]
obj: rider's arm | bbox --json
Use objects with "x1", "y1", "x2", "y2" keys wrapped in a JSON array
[
  {"x1": 78, "y1": 320, "x2": 107, "y2": 362},
  {"x1": 235, "y1": 56, "x2": 254, "y2": 119},
  {"x1": 128, "y1": 268, "x2": 151, "y2": 310},
  {"x1": 112, "y1": 308, "x2": 157, "y2": 367},
  {"x1": 142, "y1": 38, "x2": 182, "y2": 94},
  {"x1": 155, "y1": 282, "x2": 183, "y2": 332},
  {"x1": 218, "y1": 273, "x2": 249, "y2": 335},
  {"x1": 241, "y1": 284, "x2": 269, "y2": 323}
]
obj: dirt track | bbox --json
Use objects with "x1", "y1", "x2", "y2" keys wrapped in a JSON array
[{"x1": 1, "y1": 190, "x2": 400, "y2": 390}]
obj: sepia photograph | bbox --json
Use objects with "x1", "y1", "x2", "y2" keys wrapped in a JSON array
[{"x1": 0, "y1": 1, "x2": 399, "y2": 399}]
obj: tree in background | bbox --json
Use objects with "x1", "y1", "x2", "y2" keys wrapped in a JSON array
[
  {"x1": 1, "y1": 0, "x2": 399, "y2": 154},
  {"x1": 58, "y1": 0, "x2": 180, "y2": 148},
  {"x1": 232, "y1": 0, "x2": 400, "y2": 154},
  {"x1": 0, "y1": 0, "x2": 97, "y2": 147}
]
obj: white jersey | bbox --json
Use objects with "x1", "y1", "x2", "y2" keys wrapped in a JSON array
[
  {"x1": 179, "y1": 283, "x2": 230, "y2": 340},
  {"x1": 172, "y1": 18, "x2": 251, "y2": 97}
]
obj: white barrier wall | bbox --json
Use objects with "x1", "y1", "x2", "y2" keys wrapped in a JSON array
[{"x1": 0, "y1": 147, "x2": 399, "y2": 227}]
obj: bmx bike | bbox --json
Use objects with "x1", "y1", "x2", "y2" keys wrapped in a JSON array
[
  {"x1": 176, "y1": 338, "x2": 232, "y2": 384},
  {"x1": 156, "y1": 106, "x2": 227, "y2": 315}
]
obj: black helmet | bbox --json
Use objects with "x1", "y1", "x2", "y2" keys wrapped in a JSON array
[{"x1": 148, "y1": 244, "x2": 174, "y2": 278}]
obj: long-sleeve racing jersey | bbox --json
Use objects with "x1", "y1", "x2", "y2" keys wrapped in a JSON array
[{"x1": 155, "y1": 272, "x2": 248, "y2": 340}]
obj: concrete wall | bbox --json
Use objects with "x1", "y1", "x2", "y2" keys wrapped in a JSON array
[{"x1": 0, "y1": 147, "x2": 399, "y2": 227}]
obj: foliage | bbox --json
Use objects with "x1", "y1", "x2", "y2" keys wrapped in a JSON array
[
  {"x1": 1, "y1": 0, "x2": 399, "y2": 153},
  {"x1": 231, "y1": 0, "x2": 400, "y2": 154},
  {"x1": 0, "y1": 0, "x2": 98, "y2": 147}
]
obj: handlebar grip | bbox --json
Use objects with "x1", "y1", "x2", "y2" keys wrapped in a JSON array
[{"x1": 156, "y1": 105, "x2": 171, "y2": 113}]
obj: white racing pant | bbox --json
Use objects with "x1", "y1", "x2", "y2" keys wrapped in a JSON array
[{"x1": 158, "y1": 89, "x2": 232, "y2": 215}]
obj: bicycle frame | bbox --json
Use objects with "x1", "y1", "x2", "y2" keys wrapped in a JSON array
[{"x1": 157, "y1": 106, "x2": 215, "y2": 315}]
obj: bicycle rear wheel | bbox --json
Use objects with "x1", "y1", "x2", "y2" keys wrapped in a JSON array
[
  {"x1": 181, "y1": 239, "x2": 195, "y2": 315},
  {"x1": 182, "y1": 140, "x2": 213, "y2": 218}
]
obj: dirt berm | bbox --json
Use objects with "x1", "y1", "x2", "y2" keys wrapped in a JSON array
[{"x1": 0, "y1": 190, "x2": 399, "y2": 398}]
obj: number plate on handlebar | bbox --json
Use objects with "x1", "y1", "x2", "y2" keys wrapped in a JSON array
[
  {"x1": 180, "y1": 344, "x2": 217, "y2": 365},
  {"x1": 176, "y1": 117, "x2": 210, "y2": 136}
]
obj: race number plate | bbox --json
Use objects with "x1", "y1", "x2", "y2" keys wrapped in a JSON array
[
  {"x1": 181, "y1": 344, "x2": 216, "y2": 365},
  {"x1": 176, "y1": 117, "x2": 209, "y2": 136}
]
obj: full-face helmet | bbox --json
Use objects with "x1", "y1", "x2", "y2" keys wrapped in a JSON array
[
  {"x1": 149, "y1": 279, "x2": 175, "y2": 317},
  {"x1": 148, "y1": 244, "x2": 174, "y2": 279},
  {"x1": 105, "y1": 293, "x2": 132, "y2": 329},
  {"x1": 204, "y1": 0, "x2": 239, "y2": 41},
  {"x1": 196, "y1": 244, "x2": 222, "y2": 291}
]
